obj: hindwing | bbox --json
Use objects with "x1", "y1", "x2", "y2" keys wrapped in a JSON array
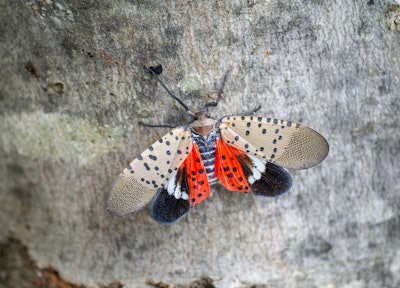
[
  {"x1": 214, "y1": 138, "x2": 251, "y2": 192},
  {"x1": 214, "y1": 138, "x2": 292, "y2": 197},
  {"x1": 182, "y1": 142, "x2": 211, "y2": 206},
  {"x1": 150, "y1": 166, "x2": 190, "y2": 224},
  {"x1": 236, "y1": 154, "x2": 293, "y2": 197},
  {"x1": 150, "y1": 142, "x2": 211, "y2": 224}
]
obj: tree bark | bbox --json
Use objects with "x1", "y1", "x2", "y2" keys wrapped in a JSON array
[{"x1": 1, "y1": 0, "x2": 399, "y2": 287}]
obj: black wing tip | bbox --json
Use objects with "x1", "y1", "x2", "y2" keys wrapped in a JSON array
[
  {"x1": 150, "y1": 202, "x2": 190, "y2": 225},
  {"x1": 251, "y1": 163, "x2": 293, "y2": 197},
  {"x1": 150, "y1": 188, "x2": 190, "y2": 225},
  {"x1": 150, "y1": 208, "x2": 189, "y2": 225}
]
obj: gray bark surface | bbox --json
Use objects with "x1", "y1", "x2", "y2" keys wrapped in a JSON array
[{"x1": 1, "y1": 0, "x2": 399, "y2": 287}]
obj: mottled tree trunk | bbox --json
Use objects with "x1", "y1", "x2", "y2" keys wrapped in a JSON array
[{"x1": 1, "y1": 0, "x2": 399, "y2": 287}]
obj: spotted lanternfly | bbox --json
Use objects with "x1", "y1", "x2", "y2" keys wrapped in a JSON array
[{"x1": 107, "y1": 67, "x2": 329, "y2": 224}]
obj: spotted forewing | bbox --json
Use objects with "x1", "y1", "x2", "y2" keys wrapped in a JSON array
[
  {"x1": 107, "y1": 127, "x2": 192, "y2": 217},
  {"x1": 220, "y1": 116, "x2": 328, "y2": 169}
]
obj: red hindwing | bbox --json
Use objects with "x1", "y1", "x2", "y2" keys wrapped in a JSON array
[
  {"x1": 214, "y1": 139, "x2": 251, "y2": 193},
  {"x1": 182, "y1": 142, "x2": 211, "y2": 206}
]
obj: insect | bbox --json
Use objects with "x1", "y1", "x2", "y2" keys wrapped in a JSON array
[{"x1": 107, "y1": 66, "x2": 329, "y2": 224}]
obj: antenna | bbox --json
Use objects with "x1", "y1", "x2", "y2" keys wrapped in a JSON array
[{"x1": 145, "y1": 65, "x2": 195, "y2": 117}]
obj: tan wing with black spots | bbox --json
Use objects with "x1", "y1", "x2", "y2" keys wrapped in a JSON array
[
  {"x1": 219, "y1": 116, "x2": 329, "y2": 169},
  {"x1": 107, "y1": 126, "x2": 193, "y2": 217}
]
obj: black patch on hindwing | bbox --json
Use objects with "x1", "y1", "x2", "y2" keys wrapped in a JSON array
[
  {"x1": 150, "y1": 168, "x2": 190, "y2": 224},
  {"x1": 236, "y1": 155, "x2": 292, "y2": 197},
  {"x1": 251, "y1": 162, "x2": 292, "y2": 197}
]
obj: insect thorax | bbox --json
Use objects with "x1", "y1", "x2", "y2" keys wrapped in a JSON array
[{"x1": 191, "y1": 126, "x2": 220, "y2": 186}]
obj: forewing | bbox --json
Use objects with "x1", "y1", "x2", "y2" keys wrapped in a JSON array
[
  {"x1": 219, "y1": 116, "x2": 329, "y2": 169},
  {"x1": 214, "y1": 138, "x2": 251, "y2": 192},
  {"x1": 107, "y1": 126, "x2": 193, "y2": 217}
]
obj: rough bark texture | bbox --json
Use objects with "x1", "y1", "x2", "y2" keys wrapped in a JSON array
[{"x1": 1, "y1": 0, "x2": 400, "y2": 287}]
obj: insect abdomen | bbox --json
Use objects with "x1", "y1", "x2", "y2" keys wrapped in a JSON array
[
  {"x1": 192, "y1": 130, "x2": 219, "y2": 185},
  {"x1": 198, "y1": 144, "x2": 218, "y2": 185}
]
